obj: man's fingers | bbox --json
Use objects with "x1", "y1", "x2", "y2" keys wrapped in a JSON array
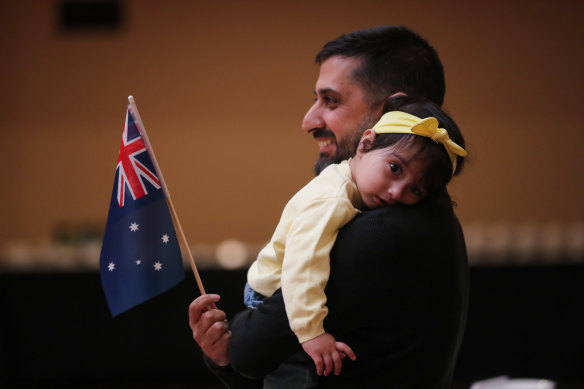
[
  {"x1": 187, "y1": 294, "x2": 231, "y2": 367},
  {"x1": 335, "y1": 341, "x2": 357, "y2": 361},
  {"x1": 204, "y1": 326, "x2": 232, "y2": 366},
  {"x1": 189, "y1": 294, "x2": 226, "y2": 347},
  {"x1": 188, "y1": 294, "x2": 221, "y2": 325},
  {"x1": 194, "y1": 311, "x2": 227, "y2": 343},
  {"x1": 209, "y1": 318, "x2": 230, "y2": 343}
]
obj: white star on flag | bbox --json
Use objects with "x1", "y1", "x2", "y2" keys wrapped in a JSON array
[
  {"x1": 108, "y1": 262, "x2": 116, "y2": 271},
  {"x1": 161, "y1": 234, "x2": 170, "y2": 244},
  {"x1": 129, "y1": 222, "x2": 139, "y2": 232},
  {"x1": 154, "y1": 261, "x2": 163, "y2": 271},
  {"x1": 136, "y1": 259, "x2": 142, "y2": 266}
]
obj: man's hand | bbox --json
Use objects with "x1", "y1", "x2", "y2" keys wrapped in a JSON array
[
  {"x1": 188, "y1": 294, "x2": 231, "y2": 366},
  {"x1": 301, "y1": 332, "x2": 356, "y2": 376}
]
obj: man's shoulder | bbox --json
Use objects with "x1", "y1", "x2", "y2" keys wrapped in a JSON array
[
  {"x1": 356, "y1": 190, "x2": 454, "y2": 223},
  {"x1": 336, "y1": 189, "x2": 460, "y2": 250}
]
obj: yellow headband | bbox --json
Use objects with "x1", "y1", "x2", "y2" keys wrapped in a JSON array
[{"x1": 372, "y1": 111, "x2": 467, "y2": 174}]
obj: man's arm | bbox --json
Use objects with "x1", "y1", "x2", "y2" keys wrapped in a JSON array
[
  {"x1": 189, "y1": 294, "x2": 264, "y2": 388},
  {"x1": 188, "y1": 291, "x2": 300, "y2": 383},
  {"x1": 228, "y1": 289, "x2": 302, "y2": 378}
]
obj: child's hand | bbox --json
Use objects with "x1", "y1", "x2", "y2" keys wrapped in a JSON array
[{"x1": 301, "y1": 332, "x2": 356, "y2": 376}]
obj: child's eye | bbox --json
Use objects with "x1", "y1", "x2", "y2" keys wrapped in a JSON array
[
  {"x1": 389, "y1": 163, "x2": 401, "y2": 174},
  {"x1": 411, "y1": 186, "x2": 428, "y2": 200}
]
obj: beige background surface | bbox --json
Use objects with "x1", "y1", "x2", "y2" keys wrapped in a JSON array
[{"x1": 1, "y1": 0, "x2": 583, "y2": 260}]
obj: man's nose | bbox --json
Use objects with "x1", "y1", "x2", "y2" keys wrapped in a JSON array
[{"x1": 302, "y1": 103, "x2": 324, "y2": 133}]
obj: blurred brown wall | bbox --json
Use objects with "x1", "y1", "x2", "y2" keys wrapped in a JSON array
[{"x1": 1, "y1": 0, "x2": 583, "y2": 249}]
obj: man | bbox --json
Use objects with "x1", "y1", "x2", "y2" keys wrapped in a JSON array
[{"x1": 189, "y1": 25, "x2": 468, "y2": 388}]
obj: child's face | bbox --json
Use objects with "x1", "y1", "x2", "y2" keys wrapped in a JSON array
[{"x1": 351, "y1": 130, "x2": 430, "y2": 208}]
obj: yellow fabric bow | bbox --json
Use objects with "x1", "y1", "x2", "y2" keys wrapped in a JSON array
[{"x1": 372, "y1": 111, "x2": 467, "y2": 174}]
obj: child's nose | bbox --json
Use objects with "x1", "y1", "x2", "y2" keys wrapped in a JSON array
[{"x1": 388, "y1": 184, "x2": 404, "y2": 203}]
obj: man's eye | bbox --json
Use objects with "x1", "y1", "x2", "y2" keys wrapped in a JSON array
[
  {"x1": 324, "y1": 96, "x2": 339, "y2": 105},
  {"x1": 390, "y1": 163, "x2": 401, "y2": 174}
]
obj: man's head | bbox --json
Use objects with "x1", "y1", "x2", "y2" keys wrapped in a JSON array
[{"x1": 302, "y1": 25, "x2": 445, "y2": 175}]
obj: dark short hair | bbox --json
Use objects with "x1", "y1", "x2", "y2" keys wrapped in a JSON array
[
  {"x1": 315, "y1": 25, "x2": 445, "y2": 107},
  {"x1": 360, "y1": 96, "x2": 466, "y2": 194}
]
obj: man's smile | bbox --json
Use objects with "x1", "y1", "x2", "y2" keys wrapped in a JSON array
[{"x1": 313, "y1": 129, "x2": 337, "y2": 157}]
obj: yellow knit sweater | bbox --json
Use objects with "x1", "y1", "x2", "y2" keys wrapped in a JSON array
[{"x1": 247, "y1": 160, "x2": 363, "y2": 343}]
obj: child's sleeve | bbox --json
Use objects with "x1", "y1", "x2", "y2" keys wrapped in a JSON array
[{"x1": 280, "y1": 197, "x2": 357, "y2": 343}]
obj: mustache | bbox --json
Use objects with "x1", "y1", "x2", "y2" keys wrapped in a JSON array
[{"x1": 312, "y1": 129, "x2": 336, "y2": 139}]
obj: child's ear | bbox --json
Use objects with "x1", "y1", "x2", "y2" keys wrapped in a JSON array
[
  {"x1": 357, "y1": 129, "x2": 376, "y2": 153},
  {"x1": 360, "y1": 129, "x2": 376, "y2": 143}
]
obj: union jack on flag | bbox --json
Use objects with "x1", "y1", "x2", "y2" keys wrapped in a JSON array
[
  {"x1": 116, "y1": 106, "x2": 161, "y2": 207},
  {"x1": 100, "y1": 104, "x2": 184, "y2": 317}
]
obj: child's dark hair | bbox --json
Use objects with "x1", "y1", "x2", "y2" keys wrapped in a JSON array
[{"x1": 360, "y1": 95, "x2": 466, "y2": 195}]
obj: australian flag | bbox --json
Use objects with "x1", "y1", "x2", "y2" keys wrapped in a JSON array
[{"x1": 100, "y1": 105, "x2": 184, "y2": 316}]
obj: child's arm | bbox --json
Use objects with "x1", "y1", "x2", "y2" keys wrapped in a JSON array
[
  {"x1": 301, "y1": 332, "x2": 356, "y2": 376},
  {"x1": 281, "y1": 198, "x2": 357, "y2": 341}
]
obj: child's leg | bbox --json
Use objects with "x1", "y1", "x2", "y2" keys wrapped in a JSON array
[{"x1": 243, "y1": 282, "x2": 268, "y2": 309}]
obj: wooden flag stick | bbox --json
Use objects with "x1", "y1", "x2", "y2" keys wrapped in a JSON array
[{"x1": 127, "y1": 95, "x2": 206, "y2": 295}]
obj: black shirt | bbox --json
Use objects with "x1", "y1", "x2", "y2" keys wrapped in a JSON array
[{"x1": 211, "y1": 190, "x2": 469, "y2": 388}]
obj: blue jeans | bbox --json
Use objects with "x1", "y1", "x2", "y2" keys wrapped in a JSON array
[{"x1": 244, "y1": 282, "x2": 268, "y2": 309}]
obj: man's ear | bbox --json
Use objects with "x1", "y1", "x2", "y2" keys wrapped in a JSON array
[
  {"x1": 389, "y1": 91, "x2": 408, "y2": 98},
  {"x1": 382, "y1": 92, "x2": 408, "y2": 112}
]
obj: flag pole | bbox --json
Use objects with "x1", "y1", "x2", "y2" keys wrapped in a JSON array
[{"x1": 127, "y1": 95, "x2": 206, "y2": 295}]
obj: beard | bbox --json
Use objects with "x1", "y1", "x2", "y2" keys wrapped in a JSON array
[{"x1": 312, "y1": 112, "x2": 379, "y2": 175}]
